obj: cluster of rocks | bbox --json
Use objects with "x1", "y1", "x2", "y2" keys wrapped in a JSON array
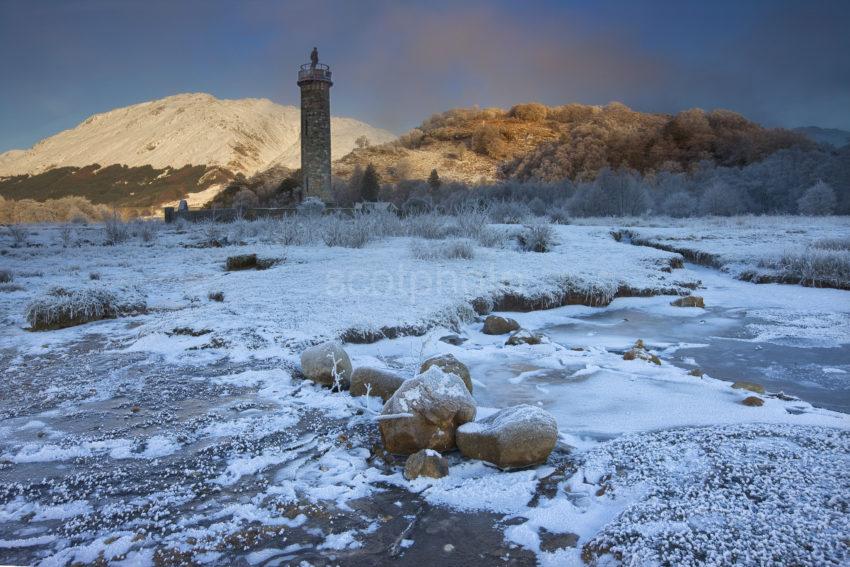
[
  {"x1": 299, "y1": 339, "x2": 559, "y2": 480},
  {"x1": 483, "y1": 315, "x2": 547, "y2": 346},
  {"x1": 622, "y1": 339, "x2": 661, "y2": 365}
]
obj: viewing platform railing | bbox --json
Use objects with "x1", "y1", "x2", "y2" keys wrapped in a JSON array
[{"x1": 298, "y1": 63, "x2": 332, "y2": 84}]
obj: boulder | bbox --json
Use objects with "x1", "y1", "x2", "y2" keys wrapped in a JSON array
[
  {"x1": 404, "y1": 449, "x2": 449, "y2": 480},
  {"x1": 379, "y1": 366, "x2": 476, "y2": 455},
  {"x1": 671, "y1": 295, "x2": 705, "y2": 308},
  {"x1": 456, "y1": 404, "x2": 558, "y2": 470},
  {"x1": 299, "y1": 342, "x2": 352, "y2": 389},
  {"x1": 505, "y1": 329, "x2": 544, "y2": 346},
  {"x1": 350, "y1": 367, "x2": 405, "y2": 401},
  {"x1": 419, "y1": 354, "x2": 473, "y2": 393},
  {"x1": 742, "y1": 396, "x2": 764, "y2": 407},
  {"x1": 732, "y1": 381, "x2": 765, "y2": 394},
  {"x1": 483, "y1": 315, "x2": 520, "y2": 335}
]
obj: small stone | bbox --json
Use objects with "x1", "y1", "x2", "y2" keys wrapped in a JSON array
[
  {"x1": 350, "y1": 367, "x2": 405, "y2": 401},
  {"x1": 419, "y1": 353, "x2": 473, "y2": 393},
  {"x1": 505, "y1": 328, "x2": 545, "y2": 346},
  {"x1": 403, "y1": 449, "x2": 449, "y2": 480},
  {"x1": 742, "y1": 396, "x2": 764, "y2": 407},
  {"x1": 456, "y1": 404, "x2": 558, "y2": 470},
  {"x1": 539, "y1": 529, "x2": 579, "y2": 552},
  {"x1": 438, "y1": 334, "x2": 467, "y2": 346},
  {"x1": 732, "y1": 381, "x2": 765, "y2": 394},
  {"x1": 671, "y1": 295, "x2": 705, "y2": 308},
  {"x1": 380, "y1": 366, "x2": 476, "y2": 455},
  {"x1": 300, "y1": 341, "x2": 352, "y2": 389},
  {"x1": 482, "y1": 315, "x2": 521, "y2": 335}
]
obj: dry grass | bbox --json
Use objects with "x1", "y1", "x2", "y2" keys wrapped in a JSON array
[
  {"x1": 25, "y1": 286, "x2": 146, "y2": 331},
  {"x1": 409, "y1": 239, "x2": 475, "y2": 260}
]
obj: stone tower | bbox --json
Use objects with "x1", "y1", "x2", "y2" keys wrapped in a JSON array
[{"x1": 298, "y1": 50, "x2": 333, "y2": 202}]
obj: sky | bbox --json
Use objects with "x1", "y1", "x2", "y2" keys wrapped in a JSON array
[{"x1": 1, "y1": 0, "x2": 849, "y2": 152}]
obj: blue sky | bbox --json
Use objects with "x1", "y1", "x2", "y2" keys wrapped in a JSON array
[{"x1": 1, "y1": 0, "x2": 848, "y2": 152}]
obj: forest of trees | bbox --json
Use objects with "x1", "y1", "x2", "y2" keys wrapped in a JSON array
[{"x1": 334, "y1": 144, "x2": 850, "y2": 217}]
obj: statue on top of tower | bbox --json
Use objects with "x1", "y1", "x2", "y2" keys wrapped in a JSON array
[{"x1": 310, "y1": 47, "x2": 319, "y2": 69}]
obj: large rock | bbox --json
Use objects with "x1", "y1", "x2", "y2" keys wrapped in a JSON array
[
  {"x1": 404, "y1": 449, "x2": 449, "y2": 480},
  {"x1": 350, "y1": 367, "x2": 405, "y2": 401},
  {"x1": 299, "y1": 342, "x2": 352, "y2": 389},
  {"x1": 483, "y1": 315, "x2": 520, "y2": 335},
  {"x1": 379, "y1": 366, "x2": 476, "y2": 455},
  {"x1": 456, "y1": 404, "x2": 558, "y2": 470},
  {"x1": 419, "y1": 353, "x2": 473, "y2": 393}
]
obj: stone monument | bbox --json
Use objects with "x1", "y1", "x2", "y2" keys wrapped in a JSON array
[{"x1": 298, "y1": 48, "x2": 333, "y2": 203}]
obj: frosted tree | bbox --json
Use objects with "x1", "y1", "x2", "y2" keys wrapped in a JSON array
[
  {"x1": 662, "y1": 191, "x2": 698, "y2": 217},
  {"x1": 699, "y1": 181, "x2": 745, "y2": 216},
  {"x1": 797, "y1": 180, "x2": 836, "y2": 215}
]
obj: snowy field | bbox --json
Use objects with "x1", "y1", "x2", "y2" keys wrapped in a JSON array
[
  {"x1": 0, "y1": 216, "x2": 848, "y2": 566},
  {"x1": 613, "y1": 215, "x2": 850, "y2": 289}
]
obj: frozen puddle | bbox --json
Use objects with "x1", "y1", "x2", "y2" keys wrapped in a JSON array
[{"x1": 537, "y1": 264, "x2": 850, "y2": 413}]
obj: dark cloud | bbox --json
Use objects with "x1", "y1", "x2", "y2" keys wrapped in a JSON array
[{"x1": 1, "y1": 0, "x2": 849, "y2": 152}]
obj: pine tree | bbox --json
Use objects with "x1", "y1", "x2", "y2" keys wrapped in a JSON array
[
  {"x1": 360, "y1": 163, "x2": 380, "y2": 202},
  {"x1": 428, "y1": 169, "x2": 442, "y2": 191}
]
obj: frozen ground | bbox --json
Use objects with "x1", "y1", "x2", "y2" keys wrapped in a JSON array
[
  {"x1": 0, "y1": 217, "x2": 848, "y2": 565},
  {"x1": 616, "y1": 215, "x2": 850, "y2": 288}
]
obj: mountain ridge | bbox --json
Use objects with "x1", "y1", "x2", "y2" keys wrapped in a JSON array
[{"x1": 0, "y1": 93, "x2": 395, "y2": 178}]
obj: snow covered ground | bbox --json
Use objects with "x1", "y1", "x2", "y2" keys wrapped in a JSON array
[
  {"x1": 0, "y1": 217, "x2": 848, "y2": 565},
  {"x1": 616, "y1": 215, "x2": 850, "y2": 288}
]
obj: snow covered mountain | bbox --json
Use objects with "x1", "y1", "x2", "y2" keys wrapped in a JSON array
[{"x1": 0, "y1": 93, "x2": 395, "y2": 177}]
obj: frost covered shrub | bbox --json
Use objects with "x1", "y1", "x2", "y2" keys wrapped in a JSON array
[
  {"x1": 488, "y1": 201, "x2": 532, "y2": 224},
  {"x1": 476, "y1": 226, "x2": 509, "y2": 248},
  {"x1": 322, "y1": 214, "x2": 372, "y2": 248},
  {"x1": 0, "y1": 269, "x2": 12, "y2": 283},
  {"x1": 198, "y1": 220, "x2": 226, "y2": 247},
  {"x1": 549, "y1": 206, "x2": 571, "y2": 224},
  {"x1": 410, "y1": 239, "x2": 475, "y2": 260},
  {"x1": 7, "y1": 224, "x2": 28, "y2": 247},
  {"x1": 527, "y1": 197, "x2": 548, "y2": 217},
  {"x1": 25, "y1": 286, "x2": 146, "y2": 331},
  {"x1": 297, "y1": 197, "x2": 326, "y2": 217},
  {"x1": 102, "y1": 213, "x2": 130, "y2": 245},
  {"x1": 517, "y1": 223, "x2": 556, "y2": 253},
  {"x1": 454, "y1": 205, "x2": 490, "y2": 238},
  {"x1": 401, "y1": 195, "x2": 433, "y2": 215},
  {"x1": 363, "y1": 208, "x2": 405, "y2": 238},
  {"x1": 208, "y1": 291, "x2": 224, "y2": 302},
  {"x1": 134, "y1": 220, "x2": 159, "y2": 242},
  {"x1": 760, "y1": 248, "x2": 850, "y2": 289},
  {"x1": 405, "y1": 213, "x2": 452, "y2": 239},
  {"x1": 797, "y1": 181, "x2": 836, "y2": 215},
  {"x1": 59, "y1": 224, "x2": 74, "y2": 247}
]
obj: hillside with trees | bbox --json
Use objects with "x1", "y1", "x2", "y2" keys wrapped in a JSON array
[{"x1": 334, "y1": 102, "x2": 811, "y2": 185}]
